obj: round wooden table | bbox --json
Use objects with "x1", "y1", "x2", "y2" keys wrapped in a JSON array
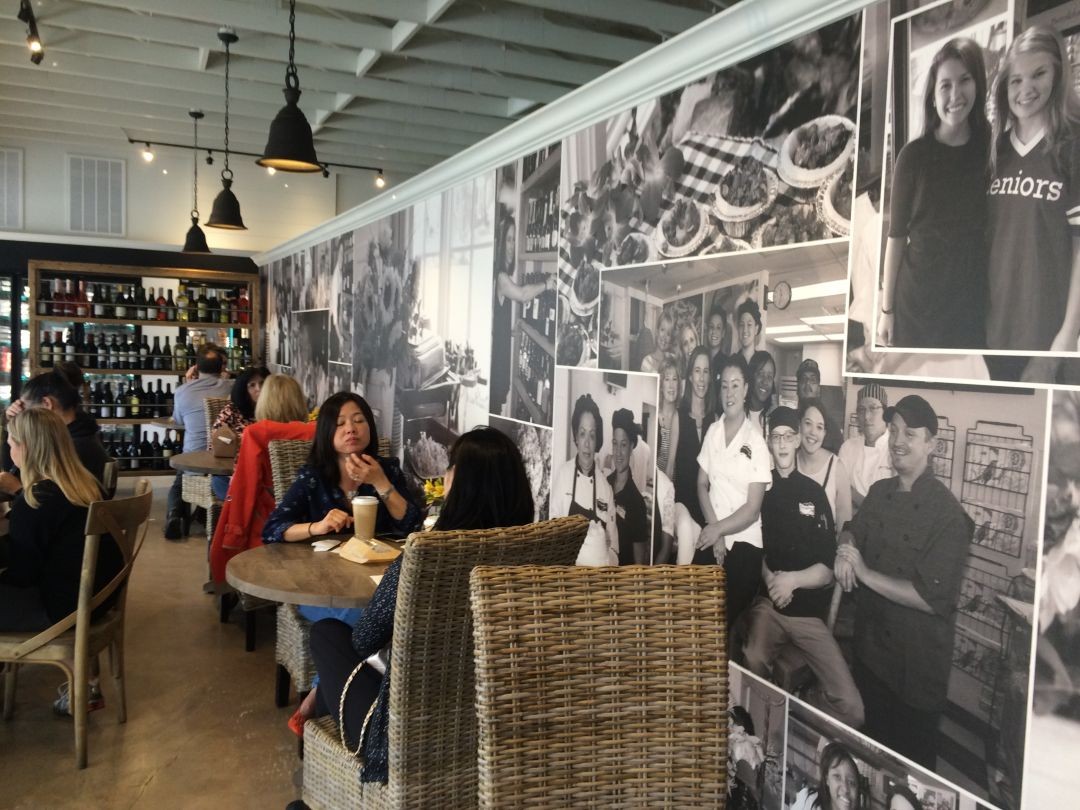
[
  {"x1": 169, "y1": 450, "x2": 235, "y2": 475},
  {"x1": 225, "y1": 540, "x2": 397, "y2": 608}
]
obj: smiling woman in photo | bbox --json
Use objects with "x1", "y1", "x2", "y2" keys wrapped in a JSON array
[{"x1": 878, "y1": 37, "x2": 990, "y2": 349}]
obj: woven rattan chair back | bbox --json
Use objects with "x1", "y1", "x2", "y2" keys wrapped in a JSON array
[
  {"x1": 377, "y1": 436, "x2": 390, "y2": 458},
  {"x1": 383, "y1": 515, "x2": 588, "y2": 809},
  {"x1": 203, "y1": 396, "x2": 230, "y2": 439},
  {"x1": 469, "y1": 565, "x2": 729, "y2": 809},
  {"x1": 269, "y1": 440, "x2": 313, "y2": 503}
]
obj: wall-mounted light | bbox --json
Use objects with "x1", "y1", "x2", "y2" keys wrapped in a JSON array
[
  {"x1": 17, "y1": 0, "x2": 43, "y2": 65},
  {"x1": 141, "y1": 144, "x2": 155, "y2": 162}
]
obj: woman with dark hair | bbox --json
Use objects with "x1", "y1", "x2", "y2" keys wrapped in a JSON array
[
  {"x1": 878, "y1": 37, "x2": 989, "y2": 349},
  {"x1": 706, "y1": 303, "x2": 731, "y2": 386},
  {"x1": 263, "y1": 391, "x2": 423, "y2": 545},
  {"x1": 490, "y1": 213, "x2": 555, "y2": 416},
  {"x1": 609, "y1": 408, "x2": 649, "y2": 564},
  {"x1": 695, "y1": 354, "x2": 770, "y2": 628},
  {"x1": 796, "y1": 398, "x2": 852, "y2": 535},
  {"x1": 790, "y1": 741, "x2": 863, "y2": 810},
  {"x1": 746, "y1": 350, "x2": 777, "y2": 437},
  {"x1": 209, "y1": 366, "x2": 270, "y2": 500},
  {"x1": 305, "y1": 427, "x2": 535, "y2": 784},
  {"x1": 736, "y1": 299, "x2": 762, "y2": 365},
  {"x1": 672, "y1": 346, "x2": 716, "y2": 564},
  {"x1": 551, "y1": 393, "x2": 618, "y2": 565}
]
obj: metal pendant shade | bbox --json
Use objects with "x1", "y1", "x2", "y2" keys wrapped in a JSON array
[
  {"x1": 207, "y1": 174, "x2": 246, "y2": 230},
  {"x1": 183, "y1": 215, "x2": 211, "y2": 252},
  {"x1": 257, "y1": 0, "x2": 320, "y2": 172},
  {"x1": 182, "y1": 109, "x2": 212, "y2": 252},
  {"x1": 206, "y1": 27, "x2": 247, "y2": 231}
]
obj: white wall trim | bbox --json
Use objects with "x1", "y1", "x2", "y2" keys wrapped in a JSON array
[
  {"x1": 0, "y1": 229, "x2": 253, "y2": 257},
  {"x1": 255, "y1": 0, "x2": 872, "y2": 266}
]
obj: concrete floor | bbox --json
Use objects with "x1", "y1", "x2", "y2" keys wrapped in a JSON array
[{"x1": 0, "y1": 478, "x2": 299, "y2": 809}]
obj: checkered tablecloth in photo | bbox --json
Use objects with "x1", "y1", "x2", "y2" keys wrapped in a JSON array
[{"x1": 672, "y1": 132, "x2": 788, "y2": 205}]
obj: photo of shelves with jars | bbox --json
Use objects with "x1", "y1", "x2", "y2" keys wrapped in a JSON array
[
  {"x1": 498, "y1": 143, "x2": 560, "y2": 427},
  {"x1": 27, "y1": 260, "x2": 261, "y2": 476}
]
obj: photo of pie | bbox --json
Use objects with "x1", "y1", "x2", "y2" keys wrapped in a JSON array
[
  {"x1": 653, "y1": 200, "x2": 711, "y2": 258},
  {"x1": 777, "y1": 115, "x2": 855, "y2": 188}
]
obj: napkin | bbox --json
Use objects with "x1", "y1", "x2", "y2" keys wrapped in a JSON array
[{"x1": 311, "y1": 539, "x2": 342, "y2": 552}]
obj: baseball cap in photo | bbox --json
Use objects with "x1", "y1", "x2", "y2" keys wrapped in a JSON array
[
  {"x1": 796, "y1": 358, "x2": 820, "y2": 382},
  {"x1": 768, "y1": 406, "x2": 800, "y2": 434},
  {"x1": 884, "y1": 394, "x2": 938, "y2": 435}
]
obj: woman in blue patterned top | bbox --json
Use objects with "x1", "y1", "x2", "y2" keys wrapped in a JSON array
[
  {"x1": 263, "y1": 391, "x2": 423, "y2": 545},
  {"x1": 300, "y1": 427, "x2": 536, "y2": 789}
]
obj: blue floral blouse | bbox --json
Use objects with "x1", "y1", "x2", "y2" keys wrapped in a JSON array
[{"x1": 262, "y1": 458, "x2": 424, "y2": 543}]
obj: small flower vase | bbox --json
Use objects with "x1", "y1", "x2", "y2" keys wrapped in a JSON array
[{"x1": 365, "y1": 366, "x2": 396, "y2": 443}]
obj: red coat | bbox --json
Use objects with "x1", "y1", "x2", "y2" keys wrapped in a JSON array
[{"x1": 210, "y1": 419, "x2": 317, "y2": 583}]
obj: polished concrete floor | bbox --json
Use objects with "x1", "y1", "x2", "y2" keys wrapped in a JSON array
[{"x1": 0, "y1": 478, "x2": 299, "y2": 809}]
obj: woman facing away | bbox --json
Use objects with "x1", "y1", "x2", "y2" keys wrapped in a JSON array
[
  {"x1": 694, "y1": 354, "x2": 771, "y2": 628},
  {"x1": 209, "y1": 366, "x2": 270, "y2": 500},
  {"x1": 985, "y1": 25, "x2": 1080, "y2": 379},
  {"x1": 304, "y1": 427, "x2": 536, "y2": 785},
  {"x1": 0, "y1": 408, "x2": 117, "y2": 714},
  {"x1": 878, "y1": 37, "x2": 990, "y2": 349},
  {"x1": 796, "y1": 398, "x2": 853, "y2": 534}
]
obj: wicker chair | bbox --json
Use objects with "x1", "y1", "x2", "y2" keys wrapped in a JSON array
[
  {"x1": 469, "y1": 565, "x2": 729, "y2": 809},
  {"x1": 180, "y1": 395, "x2": 231, "y2": 539},
  {"x1": 301, "y1": 515, "x2": 589, "y2": 810},
  {"x1": 272, "y1": 435, "x2": 393, "y2": 706},
  {"x1": 0, "y1": 480, "x2": 153, "y2": 768}
]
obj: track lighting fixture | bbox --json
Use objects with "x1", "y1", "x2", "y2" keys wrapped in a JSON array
[
  {"x1": 141, "y1": 144, "x2": 154, "y2": 163},
  {"x1": 375, "y1": 171, "x2": 386, "y2": 189},
  {"x1": 17, "y1": 0, "x2": 43, "y2": 65}
]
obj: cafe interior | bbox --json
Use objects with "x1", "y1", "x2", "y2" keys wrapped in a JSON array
[{"x1": 2, "y1": 1, "x2": 1051, "y2": 809}]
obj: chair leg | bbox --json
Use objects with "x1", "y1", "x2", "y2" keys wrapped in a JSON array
[
  {"x1": 67, "y1": 659, "x2": 86, "y2": 769},
  {"x1": 111, "y1": 640, "x2": 127, "y2": 724},
  {"x1": 220, "y1": 591, "x2": 237, "y2": 623},
  {"x1": 275, "y1": 664, "x2": 291, "y2": 708},
  {"x1": 245, "y1": 609, "x2": 257, "y2": 652},
  {"x1": 2, "y1": 663, "x2": 17, "y2": 720}
]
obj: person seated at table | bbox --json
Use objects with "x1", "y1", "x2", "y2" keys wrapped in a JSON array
[
  {"x1": 0, "y1": 408, "x2": 117, "y2": 714},
  {"x1": 208, "y1": 375, "x2": 313, "y2": 584},
  {"x1": 301, "y1": 427, "x2": 535, "y2": 785},
  {"x1": 263, "y1": 391, "x2": 423, "y2": 661},
  {"x1": 1, "y1": 369, "x2": 110, "y2": 495},
  {"x1": 208, "y1": 366, "x2": 270, "y2": 500}
]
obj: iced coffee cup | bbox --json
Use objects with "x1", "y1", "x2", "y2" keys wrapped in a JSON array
[{"x1": 352, "y1": 495, "x2": 379, "y2": 541}]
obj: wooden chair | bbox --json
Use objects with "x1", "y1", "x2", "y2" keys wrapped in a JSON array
[
  {"x1": 0, "y1": 479, "x2": 153, "y2": 768},
  {"x1": 101, "y1": 458, "x2": 118, "y2": 500},
  {"x1": 301, "y1": 515, "x2": 589, "y2": 810},
  {"x1": 469, "y1": 565, "x2": 729, "y2": 808},
  {"x1": 271, "y1": 435, "x2": 393, "y2": 706}
]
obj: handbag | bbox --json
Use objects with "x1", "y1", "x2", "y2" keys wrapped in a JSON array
[
  {"x1": 338, "y1": 647, "x2": 390, "y2": 757},
  {"x1": 211, "y1": 425, "x2": 238, "y2": 458}
]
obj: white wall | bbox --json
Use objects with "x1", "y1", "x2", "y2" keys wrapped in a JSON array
[{"x1": 2, "y1": 135, "x2": 336, "y2": 254}]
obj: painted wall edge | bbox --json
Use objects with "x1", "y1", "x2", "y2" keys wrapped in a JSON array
[{"x1": 254, "y1": 0, "x2": 871, "y2": 267}]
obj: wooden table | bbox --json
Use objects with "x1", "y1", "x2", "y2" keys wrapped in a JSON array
[
  {"x1": 225, "y1": 539, "x2": 397, "y2": 608},
  {"x1": 169, "y1": 450, "x2": 235, "y2": 475}
]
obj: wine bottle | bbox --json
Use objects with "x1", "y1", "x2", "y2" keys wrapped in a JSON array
[
  {"x1": 97, "y1": 335, "x2": 109, "y2": 370},
  {"x1": 39, "y1": 331, "x2": 53, "y2": 368},
  {"x1": 130, "y1": 383, "x2": 141, "y2": 418},
  {"x1": 150, "y1": 336, "x2": 164, "y2": 370},
  {"x1": 146, "y1": 286, "x2": 158, "y2": 320},
  {"x1": 165, "y1": 288, "x2": 177, "y2": 320},
  {"x1": 83, "y1": 334, "x2": 96, "y2": 369},
  {"x1": 134, "y1": 285, "x2": 147, "y2": 321},
  {"x1": 173, "y1": 337, "x2": 188, "y2": 372},
  {"x1": 75, "y1": 280, "x2": 89, "y2": 318},
  {"x1": 150, "y1": 433, "x2": 163, "y2": 469},
  {"x1": 63, "y1": 330, "x2": 76, "y2": 365},
  {"x1": 139, "y1": 334, "x2": 151, "y2": 369},
  {"x1": 110, "y1": 335, "x2": 123, "y2": 369},
  {"x1": 114, "y1": 285, "x2": 128, "y2": 319},
  {"x1": 115, "y1": 383, "x2": 128, "y2": 419},
  {"x1": 127, "y1": 431, "x2": 140, "y2": 471},
  {"x1": 164, "y1": 383, "x2": 174, "y2": 413},
  {"x1": 196, "y1": 286, "x2": 209, "y2": 322},
  {"x1": 207, "y1": 288, "x2": 220, "y2": 323},
  {"x1": 176, "y1": 284, "x2": 189, "y2": 322},
  {"x1": 37, "y1": 280, "x2": 49, "y2": 315},
  {"x1": 100, "y1": 383, "x2": 113, "y2": 419},
  {"x1": 238, "y1": 286, "x2": 250, "y2": 324},
  {"x1": 92, "y1": 284, "x2": 105, "y2": 317},
  {"x1": 156, "y1": 288, "x2": 168, "y2": 321}
]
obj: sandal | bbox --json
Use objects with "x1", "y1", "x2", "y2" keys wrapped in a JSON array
[{"x1": 288, "y1": 707, "x2": 307, "y2": 738}]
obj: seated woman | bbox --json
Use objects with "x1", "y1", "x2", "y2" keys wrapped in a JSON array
[
  {"x1": 0, "y1": 408, "x2": 116, "y2": 713},
  {"x1": 305, "y1": 427, "x2": 535, "y2": 784},
  {"x1": 209, "y1": 366, "x2": 270, "y2": 500},
  {"x1": 209, "y1": 375, "x2": 313, "y2": 583}
]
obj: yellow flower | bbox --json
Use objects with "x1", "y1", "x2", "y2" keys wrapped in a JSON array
[{"x1": 307, "y1": 407, "x2": 320, "y2": 422}]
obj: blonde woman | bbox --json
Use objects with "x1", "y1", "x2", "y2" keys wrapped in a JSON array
[
  {"x1": 0, "y1": 408, "x2": 116, "y2": 714},
  {"x1": 254, "y1": 374, "x2": 310, "y2": 423}
]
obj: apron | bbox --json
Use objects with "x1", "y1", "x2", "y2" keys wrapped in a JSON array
[{"x1": 568, "y1": 461, "x2": 612, "y2": 566}]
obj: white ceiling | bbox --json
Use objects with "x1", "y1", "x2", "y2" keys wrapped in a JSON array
[{"x1": 2, "y1": 0, "x2": 732, "y2": 181}]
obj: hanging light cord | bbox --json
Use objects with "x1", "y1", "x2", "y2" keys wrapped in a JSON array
[
  {"x1": 223, "y1": 36, "x2": 232, "y2": 177},
  {"x1": 192, "y1": 116, "x2": 200, "y2": 218},
  {"x1": 286, "y1": 0, "x2": 299, "y2": 90}
]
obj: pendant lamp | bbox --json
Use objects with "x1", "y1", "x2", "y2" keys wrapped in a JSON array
[
  {"x1": 182, "y1": 110, "x2": 211, "y2": 253},
  {"x1": 257, "y1": 0, "x2": 320, "y2": 172},
  {"x1": 207, "y1": 28, "x2": 247, "y2": 230}
]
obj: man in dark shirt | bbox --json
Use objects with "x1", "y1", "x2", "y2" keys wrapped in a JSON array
[
  {"x1": 836, "y1": 395, "x2": 971, "y2": 769},
  {"x1": 742, "y1": 407, "x2": 864, "y2": 728}
]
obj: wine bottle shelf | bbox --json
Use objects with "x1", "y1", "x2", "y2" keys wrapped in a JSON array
[
  {"x1": 35, "y1": 367, "x2": 188, "y2": 376},
  {"x1": 34, "y1": 314, "x2": 252, "y2": 329}
]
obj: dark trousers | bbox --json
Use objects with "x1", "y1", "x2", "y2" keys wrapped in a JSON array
[
  {"x1": 724, "y1": 542, "x2": 763, "y2": 631},
  {"x1": 855, "y1": 659, "x2": 940, "y2": 770},
  {"x1": 310, "y1": 619, "x2": 383, "y2": 750},
  {"x1": 0, "y1": 584, "x2": 52, "y2": 632},
  {"x1": 166, "y1": 472, "x2": 187, "y2": 520}
]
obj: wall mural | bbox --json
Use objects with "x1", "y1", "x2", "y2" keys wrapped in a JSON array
[{"x1": 261, "y1": 3, "x2": 1066, "y2": 808}]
